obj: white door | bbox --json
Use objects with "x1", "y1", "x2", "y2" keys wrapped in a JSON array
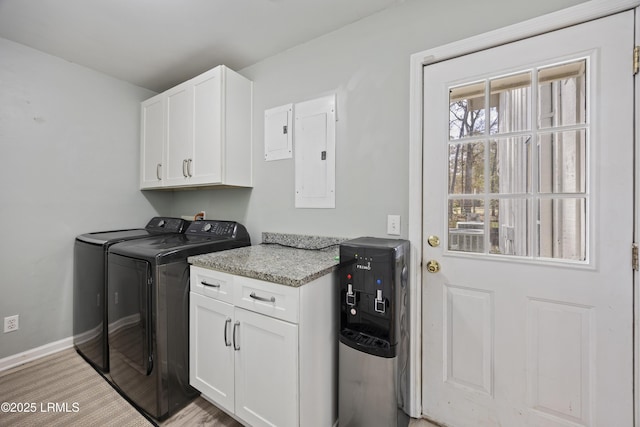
[
  {"x1": 191, "y1": 67, "x2": 223, "y2": 185},
  {"x1": 189, "y1": 292, "x2": 235, "y2": 413},
  {"x1": 165, "y1": 82, "x2": 192, "y2": 186},
  {"x1": 140, "y1": 94, "x2": 164, "y2": 189},
  {"x1": 422, "y1": 11, "x2": 634, "y2": 427},
  {"x1": 234, "y1": 307, "x2": 298, "y2": 427}
]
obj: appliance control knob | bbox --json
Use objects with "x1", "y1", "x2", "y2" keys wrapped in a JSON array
[{"x1": 203, "y1": 223, "x2": 212, "y2": 232}]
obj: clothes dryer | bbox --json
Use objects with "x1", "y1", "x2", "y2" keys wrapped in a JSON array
[
  {"x1": 73, "y1": 217, "x2": 188, "y2": 372},
  {"x1": 106, "y1": 220, "x2": 250, "y2": 420}
]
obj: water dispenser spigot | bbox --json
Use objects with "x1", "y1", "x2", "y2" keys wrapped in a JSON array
[
  {"x1": 374, "y1": 289, "x2": 385, "y2": 313},
  {"x1": 346, "y1": 283, "x2": 356, "y2": 306}
]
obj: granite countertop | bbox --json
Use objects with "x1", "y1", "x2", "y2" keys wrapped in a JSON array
[{"x1": 188, "y1": 232, "x2": 349, "y2": 287}]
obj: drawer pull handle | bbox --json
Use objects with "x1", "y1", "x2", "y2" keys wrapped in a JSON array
[
  {"x1": 201, "y1": 280, "x2": 221, "y2": 288},
  {"x1": 249, "y1": 292, "x2": 275, "y2": 303},
  {"x1": 224, "y1": 318, "x2": 231, "y2": 347},
  {"x1": 233, "y1": 321, "x2": 240, "y2": 351}
]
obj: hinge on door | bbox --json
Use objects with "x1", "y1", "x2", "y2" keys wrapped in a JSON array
[
  {"x1": 634, "y1": 46, "x2": 640, "y2": 75},
  {"x1": 633, "y1": 243, "x2": 639, "y2": 271}
]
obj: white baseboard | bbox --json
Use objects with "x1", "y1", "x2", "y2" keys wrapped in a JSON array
[{"x1": 0, "y1": 337, "x2": 74, "y2": 372}]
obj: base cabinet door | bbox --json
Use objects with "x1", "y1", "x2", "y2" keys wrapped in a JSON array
[
  {"x1": 234, "y1": 307, "x2": 299, "y2": 427},
  {"x1": 189, "y1": 292, "x2": 235, "y2": 413}
]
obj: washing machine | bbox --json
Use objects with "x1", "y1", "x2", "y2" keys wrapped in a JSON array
[
  {"x1": 73, "y1": 217, "x2": 188, "y2": 372},
  {"x1": 106, "y1": 219, "x2": 251, "y2": 420}
]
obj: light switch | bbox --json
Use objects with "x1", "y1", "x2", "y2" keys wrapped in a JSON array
[{"x1": 387, "y1": 215, "x2": 401, "y2": 235}]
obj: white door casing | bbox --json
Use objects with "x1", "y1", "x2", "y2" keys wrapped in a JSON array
[{"x1": 418, "y1": 10, "x2": 634, "y2": 427}]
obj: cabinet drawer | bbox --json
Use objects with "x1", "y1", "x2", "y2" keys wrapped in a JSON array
[
  {"x1": 190, "y1": 266, "x2": 234, "y2": 304},
  {"x1": 234, "y1": 276, "x2": 299, "y2": 323}
]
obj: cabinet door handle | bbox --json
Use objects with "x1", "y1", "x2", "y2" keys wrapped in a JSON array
[
  {"x1": 233, "y1": 321, "x2": 240, "y2": 351},
  {"x1": 224, "y1": 318, "x2": 232, "y2": 347},
  {"x1": 187, "y1": 158, "x2": 193, "y2": 177},
  {"x1": 182, "y1": 159, "x2": 188, "y2": 177},
  {"x1": 250, "y1": 292, "x2": 276, "y2": 303},
  {"x1": 156, "y1": 163, "x2": 162, "y2": 180},
  {"x1": 201, "y1": 280, "x2": 220, "y2": 288}
]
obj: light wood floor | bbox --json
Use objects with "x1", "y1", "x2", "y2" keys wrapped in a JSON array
[{"x1": 1, "y1": 348, "x2": 441, "y2": 427}]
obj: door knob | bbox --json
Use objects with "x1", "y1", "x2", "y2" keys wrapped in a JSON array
[
  {"x1": 427, "y1": 235, "x2": 440, "y2": 247},
  {"x1": 426, "y1": 260, "x2": 440, "y2": 273}
]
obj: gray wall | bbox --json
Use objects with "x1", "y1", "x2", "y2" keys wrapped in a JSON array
[
  {"x1": 0, "y1": 0, "x2": 587, "y2": 359},
  {"x1": 0, "y1": 38, "x2": 171, "y2": 358},
  {"x1": 169, "y1": 0, "x2": 587, "y2": 243}
]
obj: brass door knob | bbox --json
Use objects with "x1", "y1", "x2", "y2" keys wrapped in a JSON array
[
  {"x1": 426, "y1": 260, "x2": 440, "y2": 273},
  {"x1": 427, "y1": 235, "x2": 440, "y2": 247}
]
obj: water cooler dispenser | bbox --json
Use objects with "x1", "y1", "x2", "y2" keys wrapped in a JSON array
[{"x1": 338, "y1": 237, "x2": 410, "y2": 427}]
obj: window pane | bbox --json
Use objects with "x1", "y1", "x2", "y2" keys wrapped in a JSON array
[
  {"x1": 538, "y1": 130, "x2": 586, "y2": 194},
  {"x1": 448, "y1": 199, "x2": 484, "y2": 253},
  {"x1": 490, "y1": 137, "x2": 531, "y2": 194},
  {"x1": 538, "y1": 198, "x2": 586, "y2": 261},
  {"x1": 489, "y1": 199, "x2": 529, "y2": 256},
  {"x1": 450, "y1": 82, "x2": 485, "y2": 140},
  {"x1": 490, "y1": 72, "x2": 531, "y2": 135},
  {"x1": 538, "y1": 60, "x2": 586, "y2": 129},
  {"x1": 449, "y1": 142, "x2": 485, "y2": 194}
]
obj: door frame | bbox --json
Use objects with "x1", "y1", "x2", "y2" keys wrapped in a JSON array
[{"x1": 407, "y1": 0, "x2": 640, "y2": 419}]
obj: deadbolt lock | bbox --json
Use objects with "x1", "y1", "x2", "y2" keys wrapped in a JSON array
[
  {"x1": 427, "y1": 235, "x2": 440, "y2": 247},
  {"x1": 426, "y1": 260, "x2": 440, "y2": 273}
]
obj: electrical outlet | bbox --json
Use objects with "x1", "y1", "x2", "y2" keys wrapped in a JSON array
[
  {"x1": 387, "y1": 215, "x2": 401, "y2": 236},
  {"x1": 4, "y1": 315, "x2": 19, "y2": 333}
]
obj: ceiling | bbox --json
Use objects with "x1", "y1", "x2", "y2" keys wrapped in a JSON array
[{"x1": 0, "y1": 0, "x2": 404, "y2": 92}]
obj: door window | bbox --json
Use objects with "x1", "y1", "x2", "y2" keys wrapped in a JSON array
[{"x1": 447, "y1": 59, "x2": 588, "y2": 261}]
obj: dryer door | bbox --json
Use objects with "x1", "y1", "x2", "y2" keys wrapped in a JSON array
[{"x1": 108, "y1": 254, "x2": 153, "y2": 377}]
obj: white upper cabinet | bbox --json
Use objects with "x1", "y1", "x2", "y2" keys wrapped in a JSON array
[
  {"x1": 140, "y1": 94, "x2": 165, "y2": 189},
  {"x1": 140, "y1": 65, "x2": 252, "y2": 190},
  {"x1": 165, "y1": 82, "x2": 192, "y2": 186}
]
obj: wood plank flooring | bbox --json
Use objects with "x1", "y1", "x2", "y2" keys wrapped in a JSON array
[{"x1": 0, "y1": 348, "x2": 440, "y2": 426}]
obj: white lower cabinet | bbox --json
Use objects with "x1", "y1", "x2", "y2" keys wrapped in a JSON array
[
  {"x1": 234, "y1": 308, "x2": 298, "y2": 426},
  {"x1": 189, "y1": 266, "x2": 336, "y2": 427},
  {"x1": 190, "y1": 292, "x2": 235, "y2": 412}
]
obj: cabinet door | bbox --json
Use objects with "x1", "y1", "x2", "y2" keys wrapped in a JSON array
[
  {"x1": 165, "y1": 83, "x2": 193, "y2": 186},
  {"x1": 189, "y1": 292, "x2": 235, "y2": 413},
  {"x1": 140, "y1": 94, "x2": 164, "y2": 189},
  {"x1": 234, "y1": 308, "x2": 298, "y2": 427},
  {"x1": 190, "y1": 67, "x2": 223, "y2": 185}
]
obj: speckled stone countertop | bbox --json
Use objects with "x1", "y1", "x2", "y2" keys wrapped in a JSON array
[{"x1": 188, "y1": 232, "x2": 349, "y2": 287}]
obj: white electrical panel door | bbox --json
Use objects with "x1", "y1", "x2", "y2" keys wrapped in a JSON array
[
  {"x1": 294, "y1": 95, "x2": 336, "y2": 208},
  {"x1": 265, "y1": 104, "x2": 293, "y2": 161}
]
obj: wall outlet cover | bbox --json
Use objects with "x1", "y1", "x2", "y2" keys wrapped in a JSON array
[{"x1": 4, "y1": 315, "x2": 19, "y2": 333}]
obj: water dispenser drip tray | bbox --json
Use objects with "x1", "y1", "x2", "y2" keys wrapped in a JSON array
[{"x1": 340, "y1": 327, "x2": 391, "y2": 356}]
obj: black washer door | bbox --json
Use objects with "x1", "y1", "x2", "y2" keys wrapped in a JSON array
[{"x1": 108, "y1": 254, "x2": 153, "y2": 377}]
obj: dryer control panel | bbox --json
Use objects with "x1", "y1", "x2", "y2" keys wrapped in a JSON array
[{"x1": 185, "y1": 220, "x2": 251, "y2": 242}]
